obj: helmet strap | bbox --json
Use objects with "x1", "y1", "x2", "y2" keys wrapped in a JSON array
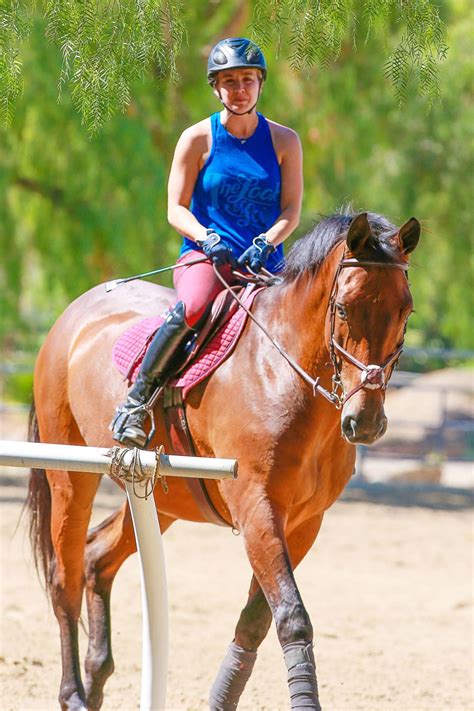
[{"x1": 218, "y1": 97, "x2": 258, "y2": 116}]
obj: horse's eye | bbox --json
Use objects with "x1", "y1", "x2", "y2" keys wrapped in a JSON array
[{"x1": 336, "y1": 303, "x2": 347, "y2": 320}]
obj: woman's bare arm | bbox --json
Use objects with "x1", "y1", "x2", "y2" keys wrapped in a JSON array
[
  {"x1": 167, "y1": 122, "x2": 210, "y2": 243},
  {"x1": 265, "y1": 125, "x2": 303, "y2": 247}
]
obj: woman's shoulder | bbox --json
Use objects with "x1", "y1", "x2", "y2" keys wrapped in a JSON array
[
  {"x1": 180, "y1": 116, "x2": 213, "y2": 141},
  {"x1": 264, "y1": 117, "x2": 302, "y2": 159},
  {"x1": 265, "y1": 116, "x2": 300, "y2": 143},
  {"x1": 176, "y1": 116, "x2": 213, "y2": 154}
]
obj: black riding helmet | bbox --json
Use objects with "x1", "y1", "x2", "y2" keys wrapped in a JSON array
[{"x1": 207, "y1": 37, "x2": 267, "y2": 85}]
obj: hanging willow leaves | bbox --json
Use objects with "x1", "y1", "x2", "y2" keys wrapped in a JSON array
[
  {"x1": 0, "y1": 0, "x2": 448, "y2": 131},
  {"x1": 41, "y1": 0, "x2": 185, "y2": 133},
  {"x1": 0, "y1": 0, "x2": 29, "y2": 125}
]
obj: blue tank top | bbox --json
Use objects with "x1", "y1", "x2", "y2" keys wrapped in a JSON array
[{"x1": 179, "y1": 112, "x2": 285, "y2": 273}]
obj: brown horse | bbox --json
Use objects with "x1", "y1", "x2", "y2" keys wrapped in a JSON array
[{"x1": 26, "y1": 211, "x2": 420, "y2": 710}]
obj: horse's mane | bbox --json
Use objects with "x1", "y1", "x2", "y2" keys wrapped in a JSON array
[{"x1": 282, "y1": 209, "x2": 399, "y2": 282}]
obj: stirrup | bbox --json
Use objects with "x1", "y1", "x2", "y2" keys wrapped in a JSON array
[
  {"x1": 110, "y1": 388, "x2": 162, "y2": 448},
  {"x1": 110, "y1": 402, "x2": 149, "y2": 448}
]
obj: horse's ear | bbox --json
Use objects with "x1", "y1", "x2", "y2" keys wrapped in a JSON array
[
  {"x1": 397, "y1": 217, "x2": 420, "y2": 255},
  {"x1": 346, "y1": 213, "x2": 372, "y2": 255}
]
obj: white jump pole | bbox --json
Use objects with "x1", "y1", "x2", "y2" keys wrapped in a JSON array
[
  {"x1": 0, "y1": 440, "x2": 237, "y2": 480},
  {"x1": 0, "y1": 440, "x2": 237, "y2": 711}
]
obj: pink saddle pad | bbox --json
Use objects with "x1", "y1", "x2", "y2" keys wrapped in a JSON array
[{"x1": 113, "y1": 289, "x2": 262, "y2": 397}]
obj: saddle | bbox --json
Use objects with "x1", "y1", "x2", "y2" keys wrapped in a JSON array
[
  {"x1": 113, "y1": 283, "x2": 261, "y2": 393},
  {"x1": 113, "y1": 283, "x2": 265, "y2": 528}
]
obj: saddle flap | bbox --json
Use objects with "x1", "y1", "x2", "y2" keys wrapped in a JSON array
[
  {"x1": 112, "y1": 284, "x2": 263, "y2": 395},
  {"x1": 175, "y1": 284, "x2": 253, "y2": 373}
]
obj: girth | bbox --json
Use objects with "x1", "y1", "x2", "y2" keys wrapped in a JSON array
[{"x1": 162, "y1": 386, "x2": 231, "y2": 528}]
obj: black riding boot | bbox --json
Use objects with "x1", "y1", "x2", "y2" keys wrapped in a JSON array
[{"x1": 111, "y1": 301, "x2": 194, "y2": 447}]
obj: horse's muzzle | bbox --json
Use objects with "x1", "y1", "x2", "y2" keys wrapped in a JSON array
[{"x1": 341, "y1": 407, "x2": 388, "y2": 445}]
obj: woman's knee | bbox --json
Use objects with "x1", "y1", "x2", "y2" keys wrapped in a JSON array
[
  {"x1": 174, "y1": 257, "x2": 222, "y2": 327},
  {"x1": 183, "y1": 299, "x2": 210, "y2": 328}
]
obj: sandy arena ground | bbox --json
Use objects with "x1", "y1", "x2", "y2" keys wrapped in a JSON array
[
  {"x1": 1, "y1": 369, "x2": 473, "y2": 711},
  {"x1": 1, "y1": 480, "x2": 472, "y2": 711}
]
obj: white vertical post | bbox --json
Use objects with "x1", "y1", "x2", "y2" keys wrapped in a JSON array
[{"x1": 125, "y1": 482, "x2": 168, "y2": 711}]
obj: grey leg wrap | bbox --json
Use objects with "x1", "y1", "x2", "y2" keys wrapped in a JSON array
[
  {"x1": 208, "y1": 642, "x2": 257, "y2": 711},
  {"x1": 283, "y1": 641, "x2": 322, "y2": 710}
]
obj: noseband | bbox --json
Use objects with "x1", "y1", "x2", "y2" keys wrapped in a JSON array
[{"x1": 327, "y1": 256, "x2": 409, "y2": 409}]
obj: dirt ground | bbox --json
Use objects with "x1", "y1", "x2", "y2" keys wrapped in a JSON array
[
  {"x1": 1, "y1": 482, "x2": 472, "y2": 711},
  {"x1": 0, "y1": 369, "x2": 473, "y2": 710}
]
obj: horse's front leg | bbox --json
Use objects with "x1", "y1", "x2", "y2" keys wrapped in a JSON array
[
  {"x1": 83, "y1": 499, "x2": 175, "y2": 710},
  {"x1": 210, "y1": 502, "x2": 323, "y2": 710},
  {"x1": 209, "y1": 575, "x2": 271, "y2": 710},
  {"x1": 242, "y1": 501, "x2": 323, "y2": 710}
]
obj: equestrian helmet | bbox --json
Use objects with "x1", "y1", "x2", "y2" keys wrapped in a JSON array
[{"x1": 207, "y1": 37, "x2": 267, "y2": 84}]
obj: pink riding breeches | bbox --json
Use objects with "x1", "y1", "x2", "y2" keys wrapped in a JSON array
[{"x1": 173, "y1": 250, "x2": 240, "y2": 328}]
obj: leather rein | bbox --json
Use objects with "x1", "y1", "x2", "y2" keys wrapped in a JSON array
[{"x1": 213, "y1": 251, "x2": 409, "y2": 410}]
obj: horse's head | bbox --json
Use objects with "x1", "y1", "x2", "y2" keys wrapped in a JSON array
[{"x1": 328, "y1": 212, "x2": 420, "y2": 444}]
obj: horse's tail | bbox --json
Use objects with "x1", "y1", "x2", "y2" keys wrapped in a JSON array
[{"x1": 25, "y1": 397, "x2": 53, "y2": 593}]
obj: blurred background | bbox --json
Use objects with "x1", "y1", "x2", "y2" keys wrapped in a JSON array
[{"x1": 0, "y1": 0, "x2": 472, "y2": 492}]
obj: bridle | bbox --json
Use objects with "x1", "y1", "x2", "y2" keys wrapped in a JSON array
[
  {"x1": 326, "y1": 255, "x2": 409, "y2": 409},
  {"x1": 213, "y1": 249, "x2": 409, "y2": 410}
]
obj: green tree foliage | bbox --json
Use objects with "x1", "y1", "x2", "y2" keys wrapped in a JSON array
[
  {"x1": 265, "y1": 1, "x2": 472, "y2": 348},
  {"x1": 0, "y1": 0, "x2": 472, "y2": 356},
  {"x1": 1, "y1": 0, "x2": 447, "y2": 130},
  {"x1": 0, "y1": 0, "x2": 29, "y2": 124}
]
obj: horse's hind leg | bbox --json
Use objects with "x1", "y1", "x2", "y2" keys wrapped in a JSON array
[
  {"x1": 47, "y1": 469, "x2": 101, "y2": 711},
  {"x1": 83, "y1": 500, "x2": 175, "y2": 710}
]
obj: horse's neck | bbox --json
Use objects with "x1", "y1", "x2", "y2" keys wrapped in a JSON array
[{"x1": 260, "y1": 246, "x2": 341, "y2": 375}]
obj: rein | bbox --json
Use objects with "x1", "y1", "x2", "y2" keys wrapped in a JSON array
[
  {"x1": 212, "y1": 265, "x2": 337, "y2": 404},
  {"x1": 213, "y1": 252, "x2": 409, "y2": 409}
]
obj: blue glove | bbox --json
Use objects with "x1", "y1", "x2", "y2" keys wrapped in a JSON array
[
  {"x1": 237, "y1": 235, "x2": 275, "y2": 273},
  {"x1": 200, "y1": 231, "x2": 236, "y2": 267}
]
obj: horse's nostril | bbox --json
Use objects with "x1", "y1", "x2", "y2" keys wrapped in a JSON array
[
  {"x1": 342, "y1": 413, "x2": 387, "y2": 443},
  {"x1": 342, "y1": 416, "x2": 357, "y2": 440}
]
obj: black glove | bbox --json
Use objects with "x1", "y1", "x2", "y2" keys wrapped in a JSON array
[
  {"x1": 237, "y1": 235, "x2": 275, "y2": 273},
  {"x1": 200, "y1": 231, "x2": 236, "y2": 267}
]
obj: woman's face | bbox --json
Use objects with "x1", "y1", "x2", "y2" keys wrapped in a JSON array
[{"x1": 214, "y1": 68, "x2": 262, "y2": 113}]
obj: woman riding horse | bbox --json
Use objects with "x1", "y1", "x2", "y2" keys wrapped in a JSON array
[{"x1": 111, "y1": 37, "x2": 303, "y2": 447}]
